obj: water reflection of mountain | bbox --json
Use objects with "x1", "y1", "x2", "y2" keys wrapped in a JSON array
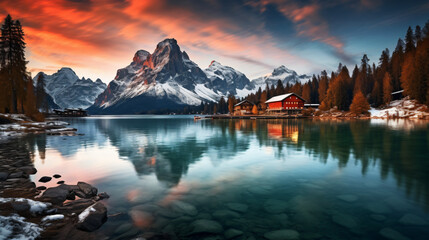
[
  {"x1": 94, "y1": 118, "x2": 252, "y2": 187},
  {"x1": 18, "y1": 117, "x2": 429, "y2": 208}
]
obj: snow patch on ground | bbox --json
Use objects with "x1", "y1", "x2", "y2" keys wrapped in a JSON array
[
  {"x1": 78, "y1": 204, "x2": 96, "y2": 223},
  {"x1": 370, "y1": 98, "x2": 429, "y2": 119},
  {"x1": 0, "y1": 214, "x2": 42, "y2": 240},
  {"x1": 41, "y1": 214, "x2": 64, "y2": 222},
  {"x1": 0, "y1": 198, "x2": 51, "y2": 215}
]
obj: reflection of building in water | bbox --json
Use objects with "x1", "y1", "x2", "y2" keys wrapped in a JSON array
[{"x1": 267, "y1": 123, "x2": 299, "y2": 143}]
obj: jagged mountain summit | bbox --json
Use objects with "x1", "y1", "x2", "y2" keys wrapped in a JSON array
[
  {"x1": 89, "y1": 39, "x2": 253, "y2": 114},
  {"x1": 251, "y1": 65, "x2": 311, "y2": 89},
  {"x1": 33, "y1": 68, "x2": 106, "y2": 109},
  {"x1": 87, "y1": 38, "x2": 312, "y2": 114},
  {"x1": 204, "y1": 60, "x2": 254, "y2": 98}
]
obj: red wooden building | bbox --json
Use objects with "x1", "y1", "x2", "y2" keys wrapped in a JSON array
[{"x1": 265, "y1": 93, "x2": 305, "y2": 114}]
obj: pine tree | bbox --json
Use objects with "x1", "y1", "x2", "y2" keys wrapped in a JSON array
[
  {"x1": 227, "y1": 95, "x2": 235, "y2": 114},
  {"x1": 382, "y1": 72, "x2": 393, "y2": 104},
  {"x1": 324, "y1": 66, "x2": 351, "y2": 110},
  {"x1": 251, "y1": 105, "x2": 258, "y2": 115},
  {"x1": 415, "y1": 25, "x2": 422, "y2": 45},
  {"x1": 36, "y1": 74, "x2": 48, "y2": 112},
  {"x1": 318, "y1": 70, "x2": 329, "y2": 103},
  {"x1": 423, "y1": 21, "x2": 429, "y2": 38},
  {"x1": 390, "y1": 38, "x2": 405, "y2": 91},
  {"x1": 354, "y1": 55, "x2": 371, "y2": 95},
  {"x1": 213, "y1": 104, "x2": 218, "y2": 114},
  {"x1": 218, "y1": 97, "x2": 227, "y2": 114},
  {"x1": 350, "y1": 91, "x2": 370, "y2": 115},
  {"x1": 0, "y1": 15, "x2": 34, "y2": 114},
  {"x1": 260, "y1": 90, "x2": 267, "y2": 110},
  {"x1": 371, "y1": 80, "x2": 382, "y2": 107},
  {"x1": 302, "y1": 83, "x2": 311, "y2": 102},
  {"x1": 275, "y1": 80, "x2": 284, "y2": 95},
  {"x1": 405, "y1": 26, "x2": 415, "y2": 53}
]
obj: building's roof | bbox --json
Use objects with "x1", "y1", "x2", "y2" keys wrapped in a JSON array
[
  {"x1": 234, "y1": 100, "x2": 254, "y2": 107},
  {"x1": 391, "y1": 90, "x2": 404, "y2": 95},
  {"x1": 265, "y1": 93, "x2": 306, "y2": 103},
  {"x1": 304, "y1": 104, "x2": 320, "y2": 107},
  {"x1": 65, "y1": 108, "x2": 86, "y2": 111}
]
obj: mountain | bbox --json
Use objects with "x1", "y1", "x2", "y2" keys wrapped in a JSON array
[
  {"x1": 204, "y1": 60, "x2": 254, "y2": 98},
  {"x1": 251, "y1": 65, "x2": 311, "y2": 89},
  {"x1": 89, "y1": 39, "x2": 253, "y2": 114},
  {"x1": 88, "y1": 38, "x2": 311, "y2": 114},
  {"x1": 33, "y1": 68, "x2": 107, "y2": 109}
]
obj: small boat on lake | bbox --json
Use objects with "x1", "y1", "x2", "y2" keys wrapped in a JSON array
[{"x1": 194, "y1": 116, "x2": 201, "y2": 120}]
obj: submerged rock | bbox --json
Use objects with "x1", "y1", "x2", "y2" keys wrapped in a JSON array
[
  {"x1": 76, "y1": 202, "x2": 107, "y2": 232},
  {"x1": 366, "y1": 202, "x2": 390, "y2": 214},
  {"x1": 190, "y1": 219, "x2": 223, "y2": 234},
  {"x1": 171, "y1": 200, "x2": 198, "y2": 216},
  {"x1": 398, "y1": 214, "x2": 429, "y2": 226},
  {"x1": 332, "y1": 213, "x2": 358, "y2": 229},
  {"x1": 226, "y1": 203, "x2": 248, "y2": 213},
  {"x1": 263, "y1": 199, "x2": 288, "y2": 214},
  {"x1": 212, "y1": 210, "x2": 240, "y2": 219},
  {"x1": 225, "y1": 228, "x2": 243, "y2": 239},
  {"x1": 39, "y1": 176, "x2": 52, "y2": 183},
  {"x1": 264, "y1": 229, "x2": 300, "y2": 240},
  {"x1": 379, "y1": 228, "x2": 410, "y2": 240},
  {"x1": 114, "y1": 222, "x2": 134, "y2": 235},
  {"x1": 98, "y1": 192, "x2": 110, "y2": 200}
]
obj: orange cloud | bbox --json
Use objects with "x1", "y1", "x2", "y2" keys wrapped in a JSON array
[{"x1": 0, "y1": 0, "x2": 317, "y2": 82}]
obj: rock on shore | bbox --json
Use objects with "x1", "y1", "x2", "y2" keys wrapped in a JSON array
[{"x1": 0, "y1": 140, "x2": 109, "y2": 239}]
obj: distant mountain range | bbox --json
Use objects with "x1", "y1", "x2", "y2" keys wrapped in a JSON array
[
  {"x1": 33, "y1": 68, "x2": 106, "y2": 109},
  {"x1": 87, "y1": 38, "x2": 311, "y2": 114},
  {"x1": 34, "y1": 38, "x2": 310, "y2": 113}
]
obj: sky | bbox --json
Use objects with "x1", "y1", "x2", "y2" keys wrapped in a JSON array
[{"x1": 0, "y1": 0, "x2": 428, "y2": 83}]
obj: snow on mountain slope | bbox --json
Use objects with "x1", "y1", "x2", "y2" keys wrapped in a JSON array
[
  {"x1": 89, "y1": 39, "x2": 227, "y2": 114},
  {"x1": 33, "y1": 68, "x2": 106, "y2": 109},
  {"x1": 88, "y1": 38, "x2": 313, "y2": 114},
  {"x1": 204, "y1": 60, "x2": 254, "y2": 95},
  {"x1": 251, "y1": 65, "x2": 311, "y2": 90}
]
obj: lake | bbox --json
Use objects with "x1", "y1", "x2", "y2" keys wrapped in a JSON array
[{"x1": 20, "y1": 116, "x2": 429, "y2": 239}]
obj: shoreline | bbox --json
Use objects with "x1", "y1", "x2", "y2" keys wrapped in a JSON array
[{"x1": 0, "y1": 133, "x2": 109, "y2": 239}]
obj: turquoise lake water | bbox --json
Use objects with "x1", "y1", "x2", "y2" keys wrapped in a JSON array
[{"x1": 23, "y1": 116, "x2": 429, "y2": 239}]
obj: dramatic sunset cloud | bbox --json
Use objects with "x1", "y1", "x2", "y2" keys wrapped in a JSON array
[{"x1": 0, "y1": 0, "x2": 427, "y2": 82}]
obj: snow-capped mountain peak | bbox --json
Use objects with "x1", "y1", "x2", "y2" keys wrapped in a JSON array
[
  {"x1": 87, "y1": 38, "x2": 312, "y2": 114},
  {"x1": 89, "y1": 38, "x2": 215, "y2": 114},
  {"x1": 203, "y1": 60, "x2": 253, "y2": 97},
  {"x1": 251, "y1": 65, "x2": 311, "y2": 89},
  {"x1": 272, "y1": 65, "x2": 293, "y2": 75},
  {"x1": 33, "y1": 68, "x2": 106, "y2": 109}
]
